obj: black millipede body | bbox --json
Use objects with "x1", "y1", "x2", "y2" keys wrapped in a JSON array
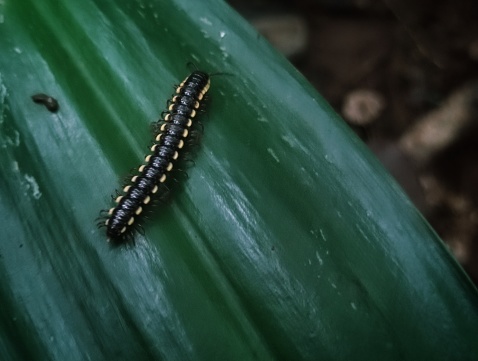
[{"x1": 101, "y1": 71, "x2": 210, "y2": 242}]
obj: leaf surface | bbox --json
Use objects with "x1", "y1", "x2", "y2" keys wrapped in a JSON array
[{"x1": 0, "y1": 1, "x2": 477, "y2": 360}]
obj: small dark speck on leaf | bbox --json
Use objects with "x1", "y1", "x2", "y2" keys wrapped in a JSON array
[{"x1": 31, "y1": 93, "x2": 60, "y2": 112}]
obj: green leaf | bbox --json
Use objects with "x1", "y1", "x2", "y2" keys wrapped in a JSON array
[{"x1": 1, "y1": 0, "x2": 477, "y2": 360}]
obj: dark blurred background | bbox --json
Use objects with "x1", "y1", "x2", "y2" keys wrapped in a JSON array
[{"x1": 227, "y1": 0, "x2": 478, "y2": 285}]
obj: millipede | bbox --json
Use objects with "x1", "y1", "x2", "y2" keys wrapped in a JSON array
[{"x1": 99, "y1": 70, "x2": 211, "y2": 243}]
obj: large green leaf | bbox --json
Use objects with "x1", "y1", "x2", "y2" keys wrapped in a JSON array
[{"x1": 1, "y1": 0, "x2": 477, "y2": 360}]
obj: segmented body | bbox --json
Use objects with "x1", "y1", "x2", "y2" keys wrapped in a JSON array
[{"x1": 104, "y1": 71, "x2": 210, "y2": 241}]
